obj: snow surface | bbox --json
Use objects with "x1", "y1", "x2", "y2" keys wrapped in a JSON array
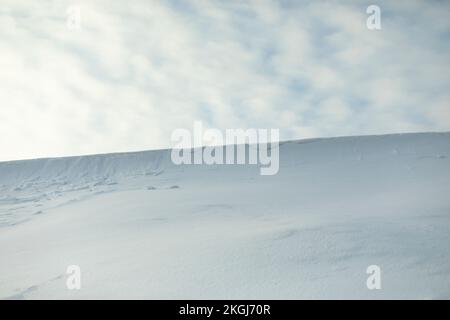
[{"x1": 0, "y1": 132, "x2": 449, "y2": 299}]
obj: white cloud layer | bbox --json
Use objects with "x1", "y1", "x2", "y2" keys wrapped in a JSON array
[{"x1": 0, "y1": 0, "x2": 449, "y2": 161}]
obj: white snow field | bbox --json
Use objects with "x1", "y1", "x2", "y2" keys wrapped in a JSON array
[{"x1": 0, "y1": 132, "x2": 449, "y2": 299}]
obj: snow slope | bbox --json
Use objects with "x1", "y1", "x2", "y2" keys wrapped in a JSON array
[{"x1": 0, "y1": 132, "x2": 449, "y2": 299}]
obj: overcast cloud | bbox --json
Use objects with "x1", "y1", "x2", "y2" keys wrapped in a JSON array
[{"x1": 0, "y1": 0, "x2": 449, "y2": 161}]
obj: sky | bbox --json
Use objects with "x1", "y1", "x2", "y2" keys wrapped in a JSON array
[{"x1": 0, "y1": 0, "x2": 449, "y2": 161}]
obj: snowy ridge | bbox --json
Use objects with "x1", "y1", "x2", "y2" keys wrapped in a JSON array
[
  {"x1": 1, "y1": 132, "x2": 448, "y2": 187},
  {"x1": 0, "y1": 149, "x2": 171, "y2": 187}
]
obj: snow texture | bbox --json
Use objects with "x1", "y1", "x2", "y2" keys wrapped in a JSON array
[{"x1": 0, "y1": 132, "x2": 449, "y2": 299}]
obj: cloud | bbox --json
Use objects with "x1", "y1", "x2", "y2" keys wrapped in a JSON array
[{"x1": 0, "y1": 0, "x2": 449, "y2": 161}]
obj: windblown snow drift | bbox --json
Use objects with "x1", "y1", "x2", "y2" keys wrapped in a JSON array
[{"x1": 0, "y1": 132, "x2": 449, "y2": 299}]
